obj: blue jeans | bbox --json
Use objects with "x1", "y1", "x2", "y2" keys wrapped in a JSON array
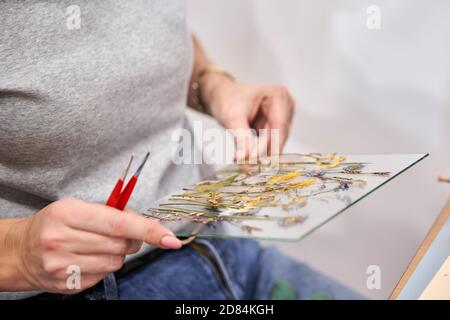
[{"x1": 66, "y1": 239, "x2": 363, "y2": 300}]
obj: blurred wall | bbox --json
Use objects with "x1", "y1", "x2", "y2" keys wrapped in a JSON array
[{"x1": 186, "y1": 0, "x2": 450, "y2": 299}]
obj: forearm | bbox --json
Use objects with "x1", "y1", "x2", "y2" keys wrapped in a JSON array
[
  {"x1": 187, "y1": 35, "x2": 232, "y2": 114},
  {"x1": 190, "y1": 35, "x2": 213, "y2": 84},
  {"x1": 0, "y1": 218, "x2": 30, "y2": 291}
]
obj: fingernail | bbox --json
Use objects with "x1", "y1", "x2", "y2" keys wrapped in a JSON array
[{"x1": 160, "y1": 235, "x2": 182, "y2": 249}]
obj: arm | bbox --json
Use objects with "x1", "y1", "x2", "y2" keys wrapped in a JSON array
[
  {"x1": 0, "y1": 218, "x2": 29, "y2": 290},
  {"x1": 187, "y1": 35, "x2": 296, "y2": 159}
]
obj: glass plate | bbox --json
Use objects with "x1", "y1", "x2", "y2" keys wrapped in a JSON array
[{"x1": 143, "y1": 153, "x2": 428, "y2": 242}]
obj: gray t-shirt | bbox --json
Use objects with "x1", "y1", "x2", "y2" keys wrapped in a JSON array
[{"x1": 0, "y1": 0, "x2": 204, "y2": 299}]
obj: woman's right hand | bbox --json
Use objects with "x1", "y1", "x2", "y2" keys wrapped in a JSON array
[{"x1": 7, "y1": 198, "x2": 181, "y2": 294}]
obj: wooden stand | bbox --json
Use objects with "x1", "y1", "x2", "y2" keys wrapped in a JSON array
[{"x1": 390, "y1": 197, "x2": 450, "y2": 299}]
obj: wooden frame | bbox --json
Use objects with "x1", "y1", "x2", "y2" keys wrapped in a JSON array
[{"x1": 390, "y1": 197, "x2": 450, "y2": 299}]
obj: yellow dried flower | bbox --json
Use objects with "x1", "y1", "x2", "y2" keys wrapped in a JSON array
[
  {"x1": 268, "y1": 170, "x2": 302, "y2": 184},
  {"x1": 288, "y1": 178, "x2": 317, "y2": 189}
]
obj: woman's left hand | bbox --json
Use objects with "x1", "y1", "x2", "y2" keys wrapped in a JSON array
[{"x1": 200, "y1": 73, "x2": 295, "y2": 160}]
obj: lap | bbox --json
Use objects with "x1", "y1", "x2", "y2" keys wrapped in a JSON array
[{"x1": 117, "y1": 239, "x2": 363, "y2": 300}]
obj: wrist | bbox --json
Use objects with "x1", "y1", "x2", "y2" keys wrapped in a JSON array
[
  {"x1": 190, "y1": 65, "x2": 235, "y2": 116},
  {"x1": 0, "y1": 218, "x2": 33, "y2": 291},
  {"x1": 199, "y1": 72, "x2": 234, "y2": 116}
]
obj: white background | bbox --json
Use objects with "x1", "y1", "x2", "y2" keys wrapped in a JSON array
[{"x1": 186, "y1": 0, "x2": 450, "y2": 299}]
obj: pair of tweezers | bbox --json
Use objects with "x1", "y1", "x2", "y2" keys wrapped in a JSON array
[
  {"x1": 106, "y1": 151, "x2": 201, "y2": 245},
  {"x1": 106, "y1": 152, "x2": 150, "y2": 210}
]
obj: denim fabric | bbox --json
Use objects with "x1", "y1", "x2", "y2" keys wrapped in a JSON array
[
  {"x1": 102, "y1": 273, "x2": 119, "y2": 300},
  {"x1": 115, "y1": 239, "x2": 363, "y2": 300},
  {"x1": 39, "y1": 239, "x2": 364, "y2": 300}
]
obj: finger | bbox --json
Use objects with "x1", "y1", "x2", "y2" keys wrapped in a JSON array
[
  {"x1": 265, "y1": 94, "x2": 293, "y2": 154},
  {"x1": 226, "y1": 118, "x2": 259, "y2": 163},
  {"x1": 250, "y1": 100, "x2": 273, "y2": 159},
  {"x1": 64, "y1": 201, "x2": 182, "y2": 249},
  {"x1": 42, "y1": 251, "x2": 125, "y2": 276},
  {"x1": 227, "y1": 118, "x2": 252, "y2": 161},
  {"x1": 252, "y1": 108, "x2": 268, "y2": 132},
  {"x1": 72, "y1": 253, "x2": 125, "y2": 274},
  {"x1": 268, "y1": 123, "x2": 288, "y2": 155},
  {"x1": 256, "y1": 122, "x2": 270, "y2": 158},
  {"x1": 122, "y1": 210, "x2": 152, "y2": 253},
  {"x1": 53, "y1": 226, "x2": 142, "y2": 255},
  {"x1": 127, "y1": 240, "x2": 143, "y2": 254},
  {"x1": 234, "y1": 129, "x2": 259, "y2": 163}
]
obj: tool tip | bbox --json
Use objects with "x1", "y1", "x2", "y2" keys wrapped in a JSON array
[
  {"x1": 120, "y1": 154, "x2": 135, "y2": 180},
  {"x1": 134, "y1": 152, "x2": 150, "y2": 177}
]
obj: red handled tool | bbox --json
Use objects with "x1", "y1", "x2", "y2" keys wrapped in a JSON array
[{"x1": 106, "y1": 152, "x2": 150, "y2": 210}]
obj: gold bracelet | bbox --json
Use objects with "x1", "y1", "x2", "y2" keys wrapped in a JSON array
[{"x1": 191, "y1": 65, "x2": 235, "y2": 114}]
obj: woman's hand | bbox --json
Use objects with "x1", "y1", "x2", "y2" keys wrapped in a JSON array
[
  {"x1": 3, "y1": 198, "x2": 181, "y2": 293},
  {"x1": 200, "y1": 73, "x2": 295, "y2": 160}
]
